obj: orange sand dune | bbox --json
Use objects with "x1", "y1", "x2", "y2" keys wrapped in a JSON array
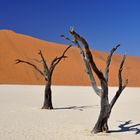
[{"x1": 0, "y1": 29, "x2": 140, "y2": 86}]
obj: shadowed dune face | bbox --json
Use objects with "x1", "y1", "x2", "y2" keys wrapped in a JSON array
[{"x1": 0, "y1": 29, "x2": 140, "y2": 86}]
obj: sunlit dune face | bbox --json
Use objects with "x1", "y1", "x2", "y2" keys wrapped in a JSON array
[{"x1": 0, "y1": 30, "x2": 140, "y2": 87}]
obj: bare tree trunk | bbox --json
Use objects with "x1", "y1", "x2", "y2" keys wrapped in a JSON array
[
  {"x1": 42, "y1": 81, "x2": 53, "y2": 109},
  {"x1": 92, "y1": 81, "x2": 110, "y2": 133},
  {"x1": 92, "y1": 104, "x2": 110, "y2": 133},
  {"x1": 92, "y1": 95, "x2": 110, "y2": 133}
]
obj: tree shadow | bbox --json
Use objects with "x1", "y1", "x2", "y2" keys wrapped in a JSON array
[
  {"x1": 109, "y1": 120, "x2": 140, "y2": 135},
  {"x1": 54, "y1": 105, "x2": 95, "y2": 111}
]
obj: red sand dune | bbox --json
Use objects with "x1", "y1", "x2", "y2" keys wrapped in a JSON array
[{"x1": 0, "y1": 29, "x2": 140, "y2": 87}]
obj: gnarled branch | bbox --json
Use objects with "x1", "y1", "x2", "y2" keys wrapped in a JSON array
[
  {"x1": 61, "y1": 34, "x2": 102, "y2": 97},
  {"x1": 75, "y1": 41, "x2": 102, "y2": 97},
  {"x1": 104, "y1": 44, "x2": 120, "y2": 82},
  {"x1": 50, "y1": 45, "x2": 72, "y2": 72},
  {"x1": 38, "y1": 50, "x2": 49, "y2": 74},
  {"x1": 69, "y1": 28, "x2": 105, "y2": 81},
  {"x1": 110, "y1": 55, "x2": 128, "y2": 109},
  {"x1": 60, "y1": 35, "x2": 75, "y2": 44},
  {"x1": 15, "y1": 59, "x2": 47, "y2": 80}
]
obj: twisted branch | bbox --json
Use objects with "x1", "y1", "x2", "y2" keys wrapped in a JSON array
[
  {"x1": 69, "y1": 28, "x2": 105, "y2": 81},
  {"x1": 49, "y1": 45, "x2": 72, "y2": 72},
  {"x1": 61, "y1": 33, "x2": 102, "y2": 97},
  {"x1": 15, "y1": 59, "x2": 47, "y2": 80},
  {"x1": 38, "y1": 50, "x2": 49, "y2": 74},
  {"x1": 110, "y1": 55, "x2": 128, "y2": 109},
  {"x1": 104, "y1": 44, "x2": 120, "y2": 82}
]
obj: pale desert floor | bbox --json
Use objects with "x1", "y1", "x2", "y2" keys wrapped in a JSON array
[{"x1": 0, "y1": 85, "x2": 140, "y2": 140}]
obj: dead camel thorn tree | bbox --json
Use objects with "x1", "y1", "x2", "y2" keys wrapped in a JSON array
[
  {"x1": 61, "y1": 28, "x2": 128, "y2": 134},
  {"x1": 15, "y1": 45, "x2": 71, "y2": 109}
]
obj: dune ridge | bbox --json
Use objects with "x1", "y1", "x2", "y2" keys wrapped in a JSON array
[{"x1": 0, "y1": 29, "x2": 140, "y2": 86}]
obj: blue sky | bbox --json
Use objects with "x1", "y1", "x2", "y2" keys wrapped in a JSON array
[{"x1": 0, "y1": 0, "x2": 140, "y2": 56}]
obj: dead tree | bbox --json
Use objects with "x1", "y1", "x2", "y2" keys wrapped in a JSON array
[
  {"x1": 15, "y1": 45, "x2": 71, "y2": 109},
  {"x1": 61, "y1": 28, "x2": 128, "y2": 133}
]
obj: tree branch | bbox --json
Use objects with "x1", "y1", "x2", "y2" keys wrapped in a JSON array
[
  {"x1": 110, "y1": 55, "x2": 128, "y2": 109},
  {"x1": 60, "y1": 35, "x2": 75, "y2": 44},
  {"x1": 61, "y1": 34, "x2": 102, "y2": 97},
  {"x1": 69, "y1": 28, "x2": 105, "y2": 81},
  {"x1": 50, "y1": 45, "x2": 72, "y2": 72},
  {"x1": 15, "y1": 59, "x2": 48, "y2": 80},
  {"x1": 118, "y1": 55, "x2": 127, "y2": 89},
  {"x1": 75, "y1": 41, "x2": 102, "y2": 97},
  {"x1": 104, "y1": 44, "x2": 120, "y2": 82},
  {"x1": 38, "y1": 50, "x2": 49, "y2": 74}
]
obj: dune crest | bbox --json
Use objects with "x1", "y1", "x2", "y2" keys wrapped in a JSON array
[{"x1": 0, "y1": 30, "x2": 140, "y2": 86}]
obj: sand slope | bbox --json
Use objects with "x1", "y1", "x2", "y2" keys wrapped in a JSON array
[
  {"x1": 0, "y1": 85, "x2": 140, "y2": 140},
  {"x1": 0, "y1": 29, "x2": 140, "y2": 86}
]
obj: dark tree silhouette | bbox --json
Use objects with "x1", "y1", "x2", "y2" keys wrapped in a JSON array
[
  {"x1": 15, "y1": 45, "x2": 71, "y2": 109},
  {"x1": 61, "y1": 28, "x2": 128, "y2": 133}
]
